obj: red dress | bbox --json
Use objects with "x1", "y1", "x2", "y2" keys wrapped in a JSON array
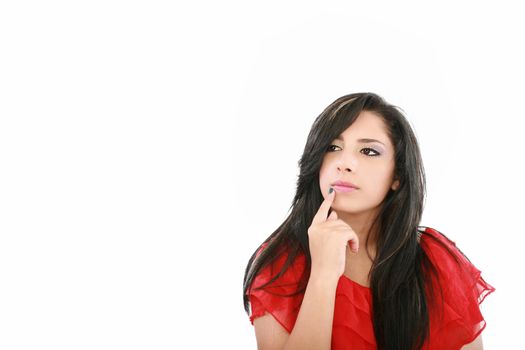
[{"x1": 247, "y1": 227, "x2": 495, "y2": 350}]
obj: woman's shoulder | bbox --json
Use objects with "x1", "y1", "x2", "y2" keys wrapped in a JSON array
[
  {"x1": 418, "y1": 226, "x2": 483, "y2": 281},
  {"x1": 418, "y1": 226, "x2": 468, "y2": 263},
  {"x1": 253, "y1": 240, "x2": 307, "y2": 286},
  {"x1": 418, "y1": 225, "x2": 456, "y2": 246}
]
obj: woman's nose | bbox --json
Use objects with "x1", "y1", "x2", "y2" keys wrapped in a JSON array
[{"x1": 336, "y1": 153, "x2": 358, "y2": 172}]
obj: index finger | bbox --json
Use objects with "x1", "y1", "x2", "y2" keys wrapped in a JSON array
[{"x1": 311, "y1": 187, "x2": 336, "y2": 225}]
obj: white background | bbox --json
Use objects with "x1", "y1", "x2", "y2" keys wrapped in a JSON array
[{"x1": 0, "y1": 1, "x2": 522, "y2": 349}]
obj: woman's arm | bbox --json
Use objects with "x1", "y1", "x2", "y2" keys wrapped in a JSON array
[
  {"x1": 253, "y1": 272, "x2": 339, "y2": 350},
  {"x1": 461, "y1": 334, "x2": 483, "y2": 350}
]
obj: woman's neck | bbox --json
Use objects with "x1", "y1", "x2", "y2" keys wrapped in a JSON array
[{"x1": 333, "y1": 209, "x2": 379, "y2": 259}]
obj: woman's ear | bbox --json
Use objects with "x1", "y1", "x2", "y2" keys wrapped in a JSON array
[{"x1": 391, "y1": 179, "x2": 400, "y2": 191}]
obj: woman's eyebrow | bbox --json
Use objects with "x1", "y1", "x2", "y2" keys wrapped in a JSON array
[{"x1": 335, "y1": 135, "x2": 386, "y2": 146}]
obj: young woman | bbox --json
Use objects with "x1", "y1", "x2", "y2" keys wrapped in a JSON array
[{"x1": 242, "y1": 93, "x2": 494, "y2": 350}]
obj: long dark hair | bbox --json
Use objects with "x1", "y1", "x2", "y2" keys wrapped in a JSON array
[{"x1": 243, "y1": 92, "x2": 447, "y2": 349}]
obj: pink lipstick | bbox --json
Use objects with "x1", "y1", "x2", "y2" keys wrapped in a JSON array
[{"x1": 332, "y1": 185, "x2": 358, "y2": 193}]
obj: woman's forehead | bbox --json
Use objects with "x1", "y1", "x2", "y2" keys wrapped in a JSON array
[{"x1": 335, "y1": 111, "x2": 391, "y2": 145}]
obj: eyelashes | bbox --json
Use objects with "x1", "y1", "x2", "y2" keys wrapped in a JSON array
[{"x1": 326, "y1": 144, "x2": 381, "y2": 157}]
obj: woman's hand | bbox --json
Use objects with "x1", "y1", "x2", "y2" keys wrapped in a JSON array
[{"x1": 307, "y1": 188, "x2": 359, "y2": 282}]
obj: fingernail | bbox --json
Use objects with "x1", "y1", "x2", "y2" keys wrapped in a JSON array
[{"x1": 328, "y1": 187, "x2": 334, "y2": 194}]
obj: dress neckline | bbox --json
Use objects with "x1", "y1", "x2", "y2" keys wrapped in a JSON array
[{"x1": 340, "y1": 273, "x2": 371, "y2": 291}]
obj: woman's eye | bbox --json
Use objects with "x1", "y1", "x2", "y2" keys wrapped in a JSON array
[
  {"x1": 361, "y1": 147, "x2": 380, "y2": 156},
  {"x1": 326, "y1": 144, "x2": 380, "y2": 157}
]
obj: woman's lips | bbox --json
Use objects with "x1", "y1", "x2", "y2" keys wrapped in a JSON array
[{"x1": 332, "y1": 185, "x2": 358, "y2": 193}]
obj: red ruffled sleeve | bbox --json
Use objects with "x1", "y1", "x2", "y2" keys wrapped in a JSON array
[
  {"x1": 247, "y1": 242, "x2": 306, "y2": 333},
  {"x1": 421, "y1": 227, "x2": 495, "y2": 349}
]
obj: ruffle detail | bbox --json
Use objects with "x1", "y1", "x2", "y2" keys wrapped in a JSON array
[
  {"x1": 333, "y1": 276, "x2": 376, "y2": 348},
  {"x1": 247, "y1": 227, "x2": 494, "y2": 350},
  {"x1": 421, "y1": 227, "x2": 496, "y2": 349},
  {"x1": 246, "y1": 243, "x2": 306, "y2": 333}
]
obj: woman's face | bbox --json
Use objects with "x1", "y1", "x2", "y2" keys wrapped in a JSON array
[{"x1": 319, "y1": 111, "x2": 399, "y2": 215}]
